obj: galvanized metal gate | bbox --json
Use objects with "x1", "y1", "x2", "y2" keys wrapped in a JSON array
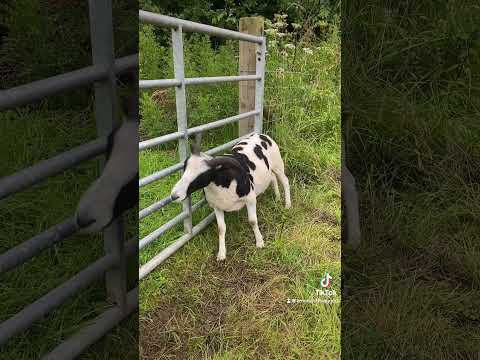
[
  {"x1": 138, "y1": 11, "x2": 266, "y2": 279},
  {"x1": 0, "y1": 1, "x2": 137, "y2": 358}
]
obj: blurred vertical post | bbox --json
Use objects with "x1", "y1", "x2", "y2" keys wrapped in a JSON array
[
  {"x1": 172, "y1": 25, "x2": 193, "y2": 234},
  {"x1": 239, "y1": 17, "x2": 264, "y2": 136},
  {"x1": 88, "y1": 0, "x2": 127, "y2": 313}
]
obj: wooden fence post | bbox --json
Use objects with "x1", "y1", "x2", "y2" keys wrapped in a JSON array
[{"x1": 239, "y1": 17, "x2": 264, "y2": 136}]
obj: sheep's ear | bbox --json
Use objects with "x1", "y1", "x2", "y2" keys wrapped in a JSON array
[{"x1": 191, "y1": 133, "x2": 202, "y2": 155}]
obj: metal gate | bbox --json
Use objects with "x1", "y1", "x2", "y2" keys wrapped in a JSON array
[
  {"x1": 0, "y1": 1, "x2": 138, "y2": 358},
  {"x1": 138, "y1": 11, "x2": 266, "y2": 279}
]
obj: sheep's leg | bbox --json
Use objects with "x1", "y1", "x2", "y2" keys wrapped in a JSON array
[
  {"x1": 342, "y1": 165, "x2": 361, "y2": 249},
  {"x1": 214, "y1": 207, "x2": 227, "y2": 261},
  {"x1": 274, "y1": 170, "x2": 291, "y2": 209},
  {"x1": 246, "y1": 200, "x2": 264, "y2": 248},
  {"x1": 271, "y1": 173, "x2": 280, "y2": 200}
]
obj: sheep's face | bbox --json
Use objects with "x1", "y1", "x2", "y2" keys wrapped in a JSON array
[{"x1": 171, "y1": 153, "x2": 213, "y2": 202}]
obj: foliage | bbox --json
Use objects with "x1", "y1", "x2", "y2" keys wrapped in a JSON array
[{"x1": 140, "y1": 0, "x2": 339, "y2": 35}]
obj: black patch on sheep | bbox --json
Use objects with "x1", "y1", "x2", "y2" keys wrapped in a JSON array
[
  {"x1": 235, "y1": 141, "x2": 248, "y2": 146},
  {"x1": 261, "y1": 141, "x2": 268, "y2": 150},
  {"x1": 186, "y1": 156, "x2": 253, "y2": 198},
  {"x1": 113, "y1": 173, "x2": 139, "y2": 219},
  {"x1": 259, "y1": 134, "x2": 272, "y2": 146},
  {"x1": 254, "y1": 144, "x2": 269, "y2": 169},
  {"x1": 232, "y1": 148, "x2": 256, "y2": 171}
]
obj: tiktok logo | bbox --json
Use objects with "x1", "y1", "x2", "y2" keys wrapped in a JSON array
[{"x1": 320, "y1": 272, "x2": 333, "y2": 288}]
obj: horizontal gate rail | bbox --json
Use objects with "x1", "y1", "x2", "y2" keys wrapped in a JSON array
[
  {"x1": 0, "y1": 55, "x2": 137, "y2": 111},
  {"x1": 139, "y1": 195, "x2": 177, "y2": 220},
  {"x1": 139, "y1": 11, "x2": 263, "y2": 43},
  {"x1": 139, "y1": 75, "x2": 261, "y2": 89},
  {"x1": 0, "y1": 137, "x2": 108, "y2": 200},
  {"x1": 139, "y1": 132, "x2": 255, "y2": 187},
  {"x1": 0, "y1": 217, "x2": 79, "y2": 274},
  {"x1": 44, "y1": 286, "x2": 138, "y2": 360},
  {"x1": 139, "y1": 131, "x2": 184, "y2": 150},
  {"x1": 139, "y1": 198, "x2": 207, "y2": 249},
  {"x1": 0, "y1": 254, "x2": 117, "y2": 346},
  {"x1": 139, "y1": 110, "x2": 258, "y2": 151},
  {"x1": 139, "y1": 211, "x2": 216, "y2": 280}
]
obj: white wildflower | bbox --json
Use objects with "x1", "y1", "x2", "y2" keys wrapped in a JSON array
[
  {"x1": 285, "y1": 43, "x2": 295, "y2": 49},
  {"x1": 280, "y1": 50, "x2": 288, "y2": 57},
  {"x1": 274, "y1": 67, "x2": 285, "y2": 79},
  {"x1": 303, "y1": 47, "x2": 313, "y2": 55}
]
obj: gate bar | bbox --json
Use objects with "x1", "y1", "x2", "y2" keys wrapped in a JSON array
[
  {"x1": 43, "y1": 287, "x2": 138, "y2": 360},
  {"x1": 88, "y1": 0, "x2": 127, "y2": 314},
  {"x1": 139, "y1": 198, "x2": 207, "y2": 249},
  {"x1": 0, "y1": 217, "x2": 79, "y2": 274},
  {"x1": 0, "y1": 254, "x2": 117, "y2": 346},
  {"x1": 171, "y1": 25, "x2": 193, "y2": 234},
  {"x1": 139, "y1": 195, "x2": 177, "y2": 219},
  {"x1": 0, "y1": 137, "x2": 108, "y2": 200},
  {"x1": 139, "y1": 110, "x2": 258, "y2": 151},
  {"x1": 0, "y1": 55, "x2": 138, "y2": 111},
  {"x1": 254, "y1": 38, "x2": 266, "y2": 133},
  {"x1": 139, "y1": 212, "x2": 216, "y2": 279},
  {"x1": 139, "y1": 79, "x2": 181, "y2": 89},
  {"x1": 139, "y1": 75, "x2": 261, "y2": 89},
  {"x1": 139, "y1": 131, "x2": 183, "y2": 151},
  {"x1": 140, "y1": 11, "x2": 263, "y2": 44}
]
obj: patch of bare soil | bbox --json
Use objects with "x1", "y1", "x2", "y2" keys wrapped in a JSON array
[{"x1": 312, "y1": 209, "x2": 339, "y2": 226}]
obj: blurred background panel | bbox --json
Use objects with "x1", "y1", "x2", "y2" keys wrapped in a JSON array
[
  {"x1": 342, "y1": 1, "x2": 480, "y2": 358},
  {"x1": 0, "y1": 0, "x2": 138, "y2": 359}
]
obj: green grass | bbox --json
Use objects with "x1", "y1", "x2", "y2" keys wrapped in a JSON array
[
  {"x1": 139, "y1": 15, "x2": 341, "y2": 359},
  {"x1": 0, "y1": 107, "x2": 138, "y2": 359},
  {"x1": 342, "y1": 1, "x2": 480, "y2": 359}
]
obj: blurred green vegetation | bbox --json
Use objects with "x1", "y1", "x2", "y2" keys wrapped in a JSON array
[
  {"x1": 342, "y1": 1, "x2": 480, "y2": 359},
  {"x1": 0, "y1": 1, "x2": 138, "y2": 358}
]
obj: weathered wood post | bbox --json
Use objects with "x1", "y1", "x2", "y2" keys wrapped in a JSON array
[{"x1": 239, "y1": 17, "x2": 264, "y2": 136}]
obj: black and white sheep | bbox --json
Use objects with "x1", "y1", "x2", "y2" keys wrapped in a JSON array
[{"x1": 171, "y1": 133, "x2": 291, "y2": 261}]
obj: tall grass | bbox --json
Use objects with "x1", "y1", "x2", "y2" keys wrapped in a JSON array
[{"x1": 342, "y1": 1, "x2": 480, "y2": 358}]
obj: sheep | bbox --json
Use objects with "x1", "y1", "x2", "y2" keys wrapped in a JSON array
[
  {"x1": 171, "y1": 133, "x2": 291, "y2": 261},
  {"x1": 75, "y1": 72, "x2": 139, "y2": 233}
]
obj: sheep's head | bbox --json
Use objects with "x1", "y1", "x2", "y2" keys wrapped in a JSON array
[{"x1": 171, "y1": 133, "x2": 211, "y2": 202}]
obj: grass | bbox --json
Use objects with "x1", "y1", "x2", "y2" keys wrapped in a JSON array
[
  {"x1": 139, "y1": 14, "x2": 341, "y2": 359},
  {"x1": 342, "y1": 1, "x2": 480, "y2": 359},
  {"x1": 0, "y1": 107, "x2": 138, "y2": 359}
]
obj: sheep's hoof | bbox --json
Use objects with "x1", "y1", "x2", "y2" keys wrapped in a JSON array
[
  {"x1": 285, "y1": 203, "x2": 291, "y2": 209},
  {"x1": 256, "y1": 241, "x2": 265, "y2": 248},
  {"x1": 216, "y1": 253, "x2": 226, "y2": 261}
]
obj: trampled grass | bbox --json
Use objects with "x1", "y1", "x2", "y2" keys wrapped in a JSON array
[{"x1": 139, "y1": 15, "x2": 341, "y2": 359}]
